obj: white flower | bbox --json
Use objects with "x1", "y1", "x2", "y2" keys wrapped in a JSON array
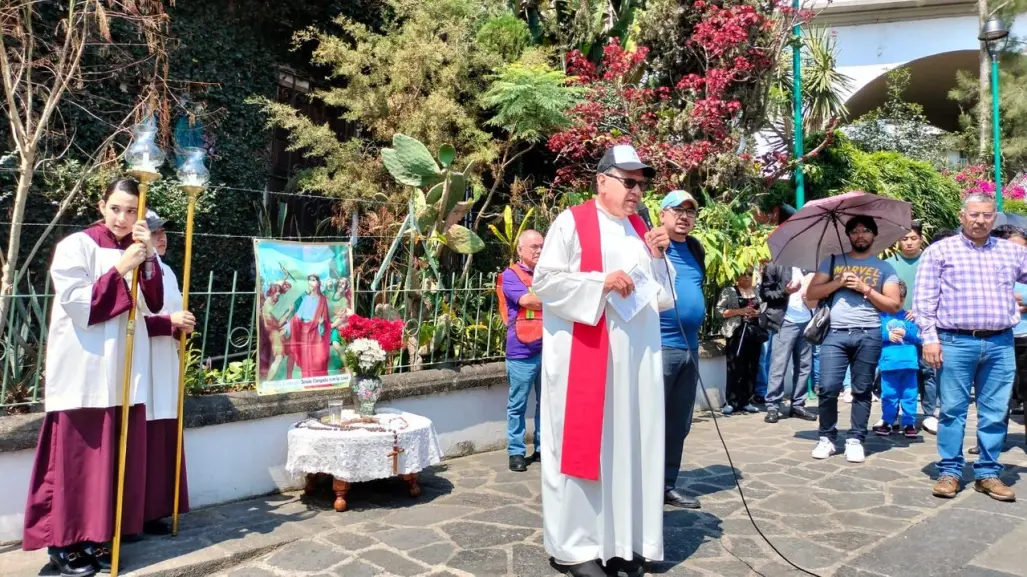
[{"x1": 346, "y1": 338, "x2": 387, "y2": 373}]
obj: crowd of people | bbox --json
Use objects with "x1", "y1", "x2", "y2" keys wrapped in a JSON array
[
  {"x1": 22, "y1": 141, "x2": 1027, "y2": 577},
  {"x1": 497, "y1": 143, "x2": 1027, "y2": 577}
]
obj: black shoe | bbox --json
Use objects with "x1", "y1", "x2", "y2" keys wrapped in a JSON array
[
  {"x1": 664, "y1": 489, "x2": 701, "y2": 509},
  {"x1": 509, "y1": 455, "x2": 527, "y2": 472},
  {"x1": 48, "y1": 547, "x2": 97, "y2": 577},
  {"x1": 789, "y1": 406, "x2": 817, "y2": 422},
  {"x1": 527, "y1": 451, "x2": 541, "y2": 465},
  {"x1": 143, "y1": 520, "x2": 172, "y2": 536},
  {"x1": 605, "y1": 554, "x2": 646, "y2": 577},
  {"x1": 764, "y1": 408, "x2": 780, "y2": 423},
  {"x1": 551, "y1": 558, "x2": 608, "y2": 577},
  {"x1": 872, "y1": 422, "x2": 893, "y2": 436},
  {"x1": 81, "y1": 542, "x2": 111, "y2": 573},
  {"x1": 902, "y1": 425, "x2": 919, "y2": 439}
]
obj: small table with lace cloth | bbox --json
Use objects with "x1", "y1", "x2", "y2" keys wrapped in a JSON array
[{"x1": 286, "y1": 408, "x2": 443, "y2": 511}]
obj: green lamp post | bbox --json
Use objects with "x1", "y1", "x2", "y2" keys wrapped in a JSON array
[
  {"x1": 980, "y1": 16, "x2": 1009, "y2": 211},
  {"x1": 792, "y1": 0, "x2": 804, "y2": 209}
]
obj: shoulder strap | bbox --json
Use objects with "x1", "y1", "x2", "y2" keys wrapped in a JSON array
[
  {"x1": 686, "y1": 236, "x2": 706, "y2": 279},
  {"x1": 508, "y1": 265, "x2": 533, "y2": 288}
]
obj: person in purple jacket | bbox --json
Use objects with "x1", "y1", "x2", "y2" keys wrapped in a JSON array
[{"x1": 502, "y1": 230, "x2": 545, "y2": 472}]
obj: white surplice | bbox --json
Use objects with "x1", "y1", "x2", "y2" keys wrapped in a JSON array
[
  {"x1": 148, "y1": 259, "x2": 183, "y2": 421},
  {"x1": 533, "y1": 203, "x2": 676, "y2": 564},
  {"x1": 45, "y1": 231, "x2": 156, "y2": 412}
]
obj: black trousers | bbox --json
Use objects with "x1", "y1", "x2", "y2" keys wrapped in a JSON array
[{"x1": 726, "y1": 326, "x2": 763, "y2": 408}]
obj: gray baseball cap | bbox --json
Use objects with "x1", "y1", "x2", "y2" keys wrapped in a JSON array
[
  {"x1": 145, "y1": 209, "x2": 167, "y2": 232},
  {"x1": 597, "y1": 144, "x2": 656, "y2": 178}
]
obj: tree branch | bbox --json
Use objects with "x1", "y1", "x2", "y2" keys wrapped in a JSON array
[{"x1": 762, "y1": 117, "x2": 840, "y2": 185}]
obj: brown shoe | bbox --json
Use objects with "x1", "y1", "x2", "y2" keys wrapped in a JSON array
[
  {"x1": 974, "y1": 478, "x2": 1016, "y2": 502},
  {"x1": 932, "y1": 475, "x2": 961, "y2": 498}
]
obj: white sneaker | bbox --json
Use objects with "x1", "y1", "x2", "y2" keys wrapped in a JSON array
[
  {"x1": 722, "y1": 404, "x2": 734, "y2": 415},
  {"x1": 845, "y1": 439, "x2": 865, "y2": 463},
  {"x1": 812, "y1": 437, "x2": 836, "y2": 459},
  {"x1": 922, "y1": 416, "x2": 938, "y2": 435},
  {"x1": 842, "y1": 389, "x2": 853, "y2": 403},
  {"x1": 742, "y1": 403, "x2": 760, "y2": 413}
]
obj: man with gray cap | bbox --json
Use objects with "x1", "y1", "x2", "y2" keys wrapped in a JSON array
[
  {"x1": 657, "y1": 189, "x2": 706, "y2": 511},
  {"x1": 534, "y1": 144, "x2": 675, "y2": 577}
]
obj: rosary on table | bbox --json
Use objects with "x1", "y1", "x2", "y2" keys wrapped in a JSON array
[{"x1": 298, "y1": 414, "x2": 411, "y2": 474}]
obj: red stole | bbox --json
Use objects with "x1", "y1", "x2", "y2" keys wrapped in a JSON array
[{"x1": 562, "y1": 199, "x2": 650, "y2": 481}]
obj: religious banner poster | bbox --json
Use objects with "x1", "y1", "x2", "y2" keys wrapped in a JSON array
[{"x1": 254, "y1": 239, "x2": 355, "y2": 396}]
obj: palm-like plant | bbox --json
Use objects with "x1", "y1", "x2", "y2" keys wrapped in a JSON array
[{"x1": 763, "y1": 26, "x2": 854, "y2": 152}]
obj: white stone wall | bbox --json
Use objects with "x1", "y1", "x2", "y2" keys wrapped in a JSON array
[{"x1": 0, "y1": 352, "x2": 727, "y2": 545}]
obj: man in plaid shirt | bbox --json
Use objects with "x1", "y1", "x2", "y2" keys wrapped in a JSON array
[{"x1": 914, "y1": 193, "x2": 1027, "y2": 502}]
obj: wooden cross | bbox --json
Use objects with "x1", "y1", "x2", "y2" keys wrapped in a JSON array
[{"x1": 387, "y1": 436, "x2": 405, "y2": 475}]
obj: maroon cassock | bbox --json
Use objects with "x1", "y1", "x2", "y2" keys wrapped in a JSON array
[{"x1": 22, "y1": 223, "x2": 168, "y2": 551}]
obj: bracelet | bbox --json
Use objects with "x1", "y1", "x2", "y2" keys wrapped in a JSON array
[{"x1": 862, "y1": 285, "x2": 872, "y2": 297}]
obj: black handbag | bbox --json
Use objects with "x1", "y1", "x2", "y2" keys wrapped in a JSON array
[{"x1": 803, "y1": 255, "x2": 836, "y2": 345}]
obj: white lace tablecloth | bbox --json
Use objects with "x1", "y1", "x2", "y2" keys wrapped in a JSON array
[{"x1": 286, "y1": 408, "x2": 443, "y2": 483}]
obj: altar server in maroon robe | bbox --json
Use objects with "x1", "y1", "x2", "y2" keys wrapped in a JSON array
[
  {"x1": 141, "y1": 210, "x2": 195, "y2": 532},
  {"x1": 22, "y1": 179, "x2": 164, "y2": 576}
]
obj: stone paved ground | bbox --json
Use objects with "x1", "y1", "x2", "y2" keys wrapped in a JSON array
[{"x1": 4, "y1": 404, "x2": 1027, "y2": 577}]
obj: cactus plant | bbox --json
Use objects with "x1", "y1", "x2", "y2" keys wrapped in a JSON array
[{"x1": 381, "y1": 134, "x2": 485, "y2": 258}]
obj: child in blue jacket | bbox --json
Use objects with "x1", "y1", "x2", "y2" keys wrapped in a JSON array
[{"x1": 873, "y1": 280, "x2": 921, "y2": 438}]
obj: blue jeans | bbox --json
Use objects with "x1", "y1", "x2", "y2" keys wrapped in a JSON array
[
  {"x1": 755, "y1": 334, "x2": 773, "y2": 397},
  {"x1": 881, "y1": 369, "x2": 918, "y2": 427},
  {"x1": 663, "y1": 347, "x2": 699, "y2": 491},
  {"x1": 918, "y1": 351, "x2": 938, "y2": 416},
  {"x1": 935, "y1": 330, "x2": 1014, "y2": 480},
  {"x1": 818, "y1": 328, "x2": 882, "y2": 442},
  {"x1": 812, "y1": 347, "x2": 850, "y2": 390},
  {"x1": 506, "y1": 356, "x2": 542, "y2": 456}
]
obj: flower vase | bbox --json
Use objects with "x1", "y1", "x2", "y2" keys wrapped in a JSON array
[{"x1": 353, "y1": 374, "x2": 382, "y2": 416}]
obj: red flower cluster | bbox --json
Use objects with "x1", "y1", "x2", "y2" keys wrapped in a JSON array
[
  {"x1": 339, "y1": 314, "x2": 405, "y2": 353},
  {"x1": 548, "y1": 0, "x2": 784, "y2": 193}
]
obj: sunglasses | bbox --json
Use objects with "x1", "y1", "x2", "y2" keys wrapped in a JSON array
[{"x1": 604, "y1": 173, "x2": 649, "y2": 191}]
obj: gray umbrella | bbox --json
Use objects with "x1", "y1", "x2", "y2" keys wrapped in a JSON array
[{"x1": 994, "y1": 212, "x2": 1027, "y2": 229}]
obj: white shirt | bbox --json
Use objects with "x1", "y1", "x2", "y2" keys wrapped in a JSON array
[{"x1": 784, "y1": 267, "x2": 813, "y2": 324}]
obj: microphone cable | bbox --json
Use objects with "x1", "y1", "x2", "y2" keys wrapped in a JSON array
[{"x1": 639, "y1": 205, "x2": 824, "y2": 577}]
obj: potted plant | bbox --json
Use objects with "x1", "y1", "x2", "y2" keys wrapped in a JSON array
[{"x1": 339, "y1": 315, "x2": 405, "y2": 415}]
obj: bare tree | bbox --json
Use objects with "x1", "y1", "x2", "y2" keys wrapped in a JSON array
[{"x1": 0, "y1": 0, "x2": 170, "y2": 337}]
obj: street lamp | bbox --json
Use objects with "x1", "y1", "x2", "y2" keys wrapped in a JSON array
[
  {"x1": 792, "y1": 0, "x2": 804, "y2": 209},
  {"x1": 979, "y1": 15, "x2": 1009, "y2": 211}
]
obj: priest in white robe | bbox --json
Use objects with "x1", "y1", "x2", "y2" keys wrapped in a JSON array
[{"x1": 534, "y1": 144, "x2": 676, "y2": 577}]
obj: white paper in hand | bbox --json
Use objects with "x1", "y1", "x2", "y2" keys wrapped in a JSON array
[{"x1": 609, "y1": 264, "x2": 660, "y2": 322}]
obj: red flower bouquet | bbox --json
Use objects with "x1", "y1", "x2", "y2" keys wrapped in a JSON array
[{"x1": 339, "y1": 314, "x2": 405, "y2": 353}]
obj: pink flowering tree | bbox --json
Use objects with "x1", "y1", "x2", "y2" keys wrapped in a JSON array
[{"x1": 547, "y1": 0, "x2": 839, "y2": 197}]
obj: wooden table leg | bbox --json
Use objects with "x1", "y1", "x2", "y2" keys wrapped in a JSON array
[
  {"x1": 304, "y1": 473, "x2": 317, "y2": 496},
  {"x1": 401, "y1": 473, "x2": 421, "y2": 497},
  {"x1": 332, "y1": 478, "x2": 350, "y2": 512}
]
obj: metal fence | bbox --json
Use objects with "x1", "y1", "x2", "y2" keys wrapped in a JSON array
[{"x1": 1, "y1": 270, "x2": 506, "y2": 413}]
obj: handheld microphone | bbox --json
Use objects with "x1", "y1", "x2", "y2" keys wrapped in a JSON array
[
  {"x1": 636, "y1": 203, "x2": 664, "y2": 256},
  {"x1": 637, "y1": 203, "x2": 654, "y2": 230}
]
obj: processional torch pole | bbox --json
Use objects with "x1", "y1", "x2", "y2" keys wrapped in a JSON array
[
  {"x1": 111, "y1": 120, "x2": 166, "y2": 577},
  {"x1": 172, "y1": 147, "x2": 209, "y2": 536}
]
